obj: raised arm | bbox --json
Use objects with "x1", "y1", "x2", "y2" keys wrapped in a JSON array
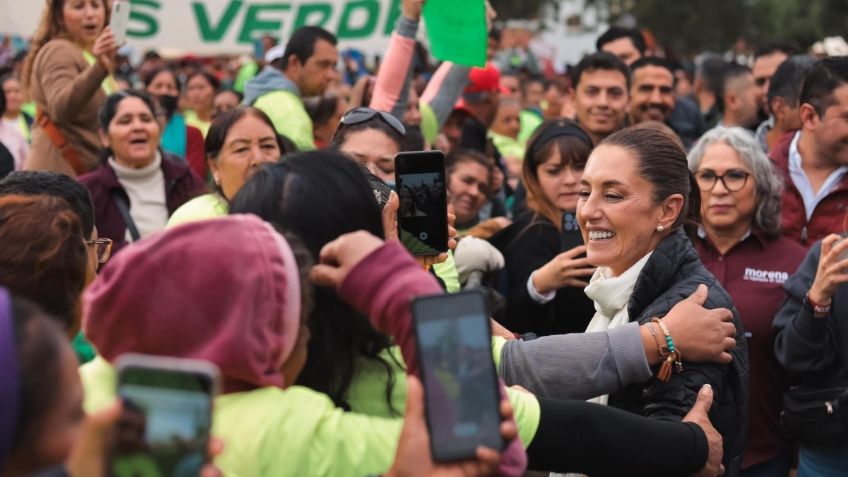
[
  {"x1": 774, "y1": 236, "x2": 846, "y2": 375},
  {"x1": 35, "y1": 40, "x2": 110, "y2": 124},
  {"x1": 420, "y1": 62, "x2": 472, "y2": 128},
  {"x1": 369, "y1": 0, "x2": 423, "y2": 119}
]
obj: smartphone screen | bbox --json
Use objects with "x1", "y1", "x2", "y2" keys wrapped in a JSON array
[
  {"x1": 561, "y1": 210, "x2": 584, "y2": 251},
  {"x1": 412, "y1": 292, "x2": 504, "y2": 462},
  {"x1": 112, "y1": 357, "x2": 217, "y2": 476},
  {"x1": 395, "y1": 151, "x2": 448, "y2": 256},
  {"x1": 109, "y1": 0, "x2": 131, "y2": 46}
]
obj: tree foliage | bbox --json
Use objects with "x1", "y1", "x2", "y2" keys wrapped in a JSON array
[{"x1": 616, "y1": 0, "x2": 848, "y2": 55}]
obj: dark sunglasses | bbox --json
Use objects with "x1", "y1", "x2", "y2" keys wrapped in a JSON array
[{"x1": 340, "y1": 107, "x2": 406, "y2": 136}]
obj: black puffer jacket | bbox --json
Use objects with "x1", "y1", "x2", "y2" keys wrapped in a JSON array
[{"x1": 608, "y1": 228, "x2": 749, "y2": 476}]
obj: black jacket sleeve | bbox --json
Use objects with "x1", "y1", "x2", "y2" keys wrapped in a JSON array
[
  {"x1": 774, "y1": 241, "x2": 841, "y2": 376},
  {"x1": 500, "y1": 219, "x2": 561, "y2": 333},
  {"x1": 527, "y1": 398, "x2": 707, "y2": 476}
]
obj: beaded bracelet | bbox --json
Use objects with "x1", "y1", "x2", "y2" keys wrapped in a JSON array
[
  {"x1": 652, "y1": 317, "x2": 683, "y2": 381},
  {"x1": 646, "y1": 322, "x2": 669, "y2": 358}
]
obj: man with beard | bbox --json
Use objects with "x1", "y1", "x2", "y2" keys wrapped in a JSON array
[
  {"x1": 629, "y1": 57, "x2": 704, "y2": 147},
  {"x1": 769, "y1": 57, "x2": 848, "y2": 247},
  {"x1": 571, "y1": 52, "x2": 630, "y2": 145},
  {"x1": 718, "y1": 63, "x2": 760, "y2": 130},
  {"x1": 757, "y1": 55, "x2": 815, "y2": 153}
]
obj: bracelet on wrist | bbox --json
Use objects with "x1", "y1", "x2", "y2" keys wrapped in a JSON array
[
  {"x1": 805, "y1": 291, "x2": 832, "y2": 317},
  {"x1": 652, "y1": 317, "x2": 683, "y2": 382}
]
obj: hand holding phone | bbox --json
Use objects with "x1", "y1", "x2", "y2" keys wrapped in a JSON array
[
  {"x1": 412, "y1": 291, "x2": 504, "y2": 462},
  {"x1": 111, "y1": 354, "x2": 219, "y2": 477},
  {"x1": 395, "y1": 151, "x2": 449, "y2": 256},
  {"x1": 385, "y1": 376, "x2": 510, "y2": 477}
]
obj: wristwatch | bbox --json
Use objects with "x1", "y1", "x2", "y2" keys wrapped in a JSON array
[{"x1": 805, "y1": 292, "x2": 832, "y2": 317}]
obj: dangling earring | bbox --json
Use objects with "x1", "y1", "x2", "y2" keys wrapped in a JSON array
[{"x1": 656, "y1": 225, "x2": 665, "y2": 232}]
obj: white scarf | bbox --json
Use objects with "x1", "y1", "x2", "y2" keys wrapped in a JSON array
[
  {"x1": 553, "y1": 252, "x2": 654, "y2": 477},
  {"x1": 583, "y1": 252, "x2": 653, "y2": 406}
]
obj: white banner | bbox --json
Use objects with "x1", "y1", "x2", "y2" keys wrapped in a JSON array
[{"x1": 0, "y1": 0, "x2": 400, "y2": 57}]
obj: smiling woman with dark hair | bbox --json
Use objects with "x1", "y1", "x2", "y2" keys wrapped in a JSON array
[{"x1": 79, "y1": 91, "x2": 204, "y2": 253}]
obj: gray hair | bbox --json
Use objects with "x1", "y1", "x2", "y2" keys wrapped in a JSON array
[{"x1": 688, "y1": 127, "x2": 783, "y2": 238}]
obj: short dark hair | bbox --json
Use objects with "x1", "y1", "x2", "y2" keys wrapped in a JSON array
[
  {"x1": 767, "y1": 55, "x2": 816, "y2": 113},
  {"x1": 718, "y1": 63, "x2": 752, "y2": 112},
  {"x1": 596, "y1": 27, "x2": 646, "y2": 56},
  {"x1": 631, "y1": 57, "x2": 675, "y2": 77},
  {"x1": 570, "y1": 52, "x2": 631, "y2": 90},
  {"x1": 283, "y1": 26, "x2": 337, "y2": 70},
  {"x1": 303, "y1": 94, "x2": 342, "y2": 127},
  {"x1": 754, "y1": 42, "x2": 796, "y2": 60},
  {"x1": 799, "y1": 57, "x2": 848, "y2": 117},
  {"x1": 697, "y1": 55, "x2": 728, "y2": 98},
  {"x1": 0, "y1": 171, "x2": 95, "y2": 238}
]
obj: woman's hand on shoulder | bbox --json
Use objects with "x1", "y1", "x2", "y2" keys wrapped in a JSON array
[{"x1": 661, "y1": 284, "x2": 736, "y2": 365}]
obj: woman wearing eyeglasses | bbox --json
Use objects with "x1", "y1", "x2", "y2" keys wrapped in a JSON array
[{"x1": 689, "y1": 127, "x2": 806, "y2": 476}]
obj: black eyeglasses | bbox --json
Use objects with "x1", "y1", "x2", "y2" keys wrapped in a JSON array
[
  {"x1": 695, "y1": 169, "x2": 751, "y2": 192},
  {"x1": 339, "y1": 107, "x2": 406, "y2": 136},
  {"x1": 86, "y1": 238, "x2": 113, "y2": 264}
]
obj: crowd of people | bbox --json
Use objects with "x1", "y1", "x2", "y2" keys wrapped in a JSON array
[{"x1": 1, "y1": 0, "x2": 848, "y2": 476}]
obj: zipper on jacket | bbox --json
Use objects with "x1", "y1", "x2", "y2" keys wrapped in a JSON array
[{"x1": 801, "y1": 225, "x2": 808, "y2": 243}]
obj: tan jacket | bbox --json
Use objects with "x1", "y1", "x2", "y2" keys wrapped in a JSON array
[{"x1": 25, "y1": 39, "x2": 108, "y2": 177}]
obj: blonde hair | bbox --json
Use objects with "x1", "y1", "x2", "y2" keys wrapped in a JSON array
[{"x1": 21, "y1": 0, "x2": 111, "y2": 99}]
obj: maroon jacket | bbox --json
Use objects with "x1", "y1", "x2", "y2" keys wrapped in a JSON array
[
  {"x1": 695, "y1": 231, "x2": 806, "y2": 469},
  {"x1": 338, "y1": 242, "x2": 527, "y2": 476},
  {"x1": 78, "y1": 153, "x2": 205, "y2": 253},
  {"x1": 769, "y1": 131, "x2": 848, "y2": 247}
]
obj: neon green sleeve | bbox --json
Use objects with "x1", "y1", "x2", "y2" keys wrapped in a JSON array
[
  {"x1": 431, "y1": 251, "x2": 461, "y2": 293},
  {"x1": 254, "y1": 91, "x2": 316, "y2": 151}
]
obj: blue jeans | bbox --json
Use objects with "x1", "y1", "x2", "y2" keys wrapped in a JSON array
[
  {"x1": 741, "y1": 452, "x2": 791, "y2": 477},
  {"x1": 798, "y1": 446, "x2": 848, "y2": 477}
]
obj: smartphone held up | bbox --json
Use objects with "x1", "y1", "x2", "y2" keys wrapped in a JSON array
[
  {"x1": 395, "y1": 151, "x2": 449, "y2": 256},
  {"x1": 412, "y1": 291, "x2": 505, "y2": 462},
  {"x1": 112, "y1": 354, "x2": 219, "y2": 476},
  {"x1": 109, "y1": 0, "x2": 131, "y2": 46}
]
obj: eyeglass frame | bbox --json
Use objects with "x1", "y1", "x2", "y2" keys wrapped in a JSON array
[
  {"x1": 694, "y1": 169, "x2": 751, "y2": 192},
  {"x1": 339, "y1": 107, "x2": 407, "y2": 137},
  {"x1": 86, "y1": 238, "x2": 113, "y2": 264}
]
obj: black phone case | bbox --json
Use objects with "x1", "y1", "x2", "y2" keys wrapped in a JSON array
[
  {"x1": 411, "y1": 291, "x2": 505, "y2": 463},
  {"x1": 395, "y1": 151, "x2": 449, "y2": 256}
]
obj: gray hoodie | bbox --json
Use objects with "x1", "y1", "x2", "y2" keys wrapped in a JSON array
[{"x1": 242, "y1": 66, "x2": 301, "y2": 106}]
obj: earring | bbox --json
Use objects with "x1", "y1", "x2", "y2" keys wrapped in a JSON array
[{"x1": 656, "y1": 225, "x2": 665, "y2": 232}]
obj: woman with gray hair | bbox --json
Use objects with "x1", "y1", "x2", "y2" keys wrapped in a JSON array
[{"x1": 689, "y1": 126, "x2": 806, "y2": 476}]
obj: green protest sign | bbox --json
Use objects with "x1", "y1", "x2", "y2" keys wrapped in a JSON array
[{"x1": 423, "y1": 0, "x2": 487, "y2": 67}]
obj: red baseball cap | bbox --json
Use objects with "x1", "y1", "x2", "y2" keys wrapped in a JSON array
[{"x1": 463, "y1": 63, "x2": 501, "y2": 94}]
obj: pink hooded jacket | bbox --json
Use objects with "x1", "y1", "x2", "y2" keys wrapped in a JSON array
[{"x1": 83, "y1": 214, "x2": 301, "y2": 393}]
